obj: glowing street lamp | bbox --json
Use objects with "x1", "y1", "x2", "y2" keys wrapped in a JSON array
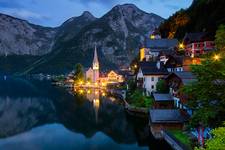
[
  {"x1": 101, "y1": 82, "x2": 106, "y2": 87},
  {"x1": 213, "y1": 54, "x2": 220, "y2": 61},
  {"x1": 79, "y1": 80, "x2": 83, "y2": 85},
  {"x1": 79, "y1": 89, "x2": 84, "y2": 94},
  {"x1": 179, "y1": 43, "x2": 184, "y2": 49},
  {"x1": 87, "y1": 90, "x2": 91, "y2": 94}
]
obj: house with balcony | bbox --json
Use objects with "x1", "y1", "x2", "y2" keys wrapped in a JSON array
[
  {"x1": 183, "y1": 32, "x2": 215, "y2": 58},
  {"x1": 152, "y1": 93, "x2": 174, "y2": 109},
  {"x1": 149, "y1": 109, "x2": 187, "y2": 139},
  {"x1": 140, "y1": 38, "x2": 178, "y2": 61},
  {"x1": 164, "y1": 72, "x2": 196, "y2": 115},
  {"x1": 136, "y1": 61, "x2": 168, "y2": 96},
  {"x1": 159, "y1": 54, "x2": 184, "y2": 72}
]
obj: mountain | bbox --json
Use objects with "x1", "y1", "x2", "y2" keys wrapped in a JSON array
[
  {"x1": 159, "y1": 0, "x2": 225, "y2": 39},
  {"x1": 0, "y1": 13, "x2": 56, "y2": 56},
  {"x1": 0, "y1": 11, "x2": 98, "y2": 74},
  {"x1": 56, "y1": 11, "x2": 97, "y2": 42},
  {"x1": 0, "y1": 4, "x2": 164, "y2": 74},
  {"x1": 31, "y1": 4, "x2": 164, "y2": 74}
]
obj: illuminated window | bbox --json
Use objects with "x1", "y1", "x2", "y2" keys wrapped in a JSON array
[{"x1": 150, "y1": 35, "x2": 155, "y2": 39}]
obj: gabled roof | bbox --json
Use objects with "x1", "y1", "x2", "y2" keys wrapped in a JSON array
[
  {"x1": 153, "y1": 93, "x2": 173, "y2": 102},
  {"x1": 165, "y1": 72, "x2": 197, "y2": 85},
  {"x1": 175, "y1": 72, "x2": 195, "y2": 80},
  {"x1": 164, "y1": 55, "x2": 184, "y2": 68},
  {"x1": 143, "y1": 38, "x2": 178, "y2": 49},
  {"x1": 149, "y1": 109, "x2": 185, "y2": 123},
  {"x1": 183, "y1": 32, "x2": 213, "y2": 44},
  {"x1": 139, "y1": 61, "x2": 168, "y2": 75}
]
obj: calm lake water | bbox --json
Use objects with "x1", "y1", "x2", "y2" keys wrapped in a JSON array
[{"x1": 0, "y1": 77, "x2": 172, "y2": 150}]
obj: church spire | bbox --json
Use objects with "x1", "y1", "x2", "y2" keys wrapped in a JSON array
[
  {"x1": 93, "y1": 45, "x2": 99, "y2": 70},
  {"x1": 93, "y1": 45, "x2": 98, "y2": 64}
]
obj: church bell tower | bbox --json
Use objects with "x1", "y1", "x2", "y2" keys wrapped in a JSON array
[{"x1": 92, "y1": 46, "x2": 99, "y2": 83}]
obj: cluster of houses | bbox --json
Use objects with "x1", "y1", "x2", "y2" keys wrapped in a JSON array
[
  {"x1": 65, "y1": 46, "x2": 124, "y2": 87},
  {"x1": 135, "y1": 31, "x2": 215, "y2": 139}
]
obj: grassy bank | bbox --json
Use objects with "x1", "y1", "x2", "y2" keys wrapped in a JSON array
[
  {"x1": 127, "y1": 89, "x2": 153, "y2": 108},
  {"x1": 168, "y1": 130, "x2": 192, "y2": 149}
]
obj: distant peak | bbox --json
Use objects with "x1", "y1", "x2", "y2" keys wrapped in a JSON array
[
  {"x1": 120, "y1": 3, "x2": 137, "y2": 8},
  {"x1": 81, "y1": 11, "x2": 95, "y2": 18},
  {"x1": 114, "y1": 3, "x2": 138, "y2": 10}
]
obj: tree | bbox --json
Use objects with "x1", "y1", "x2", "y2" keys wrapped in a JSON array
[
  {"x1": 215, "y1": 24, "x2": 225, "y2": 51},
  {"x1": 182, "y1": 54, "x2": 225, "y2": 127},
  {"x1": 130, "y1": 54, "x2": 139, "y2": 73},
  {"x1": 156, "y1": 79, "x2": 169, "y2": 93},
  {"x1": 195, "y1": 123, "x2": 225, "y2": 150},
  {"x1": 74, "y1": 63, "x2": 84, "y2": 83}
]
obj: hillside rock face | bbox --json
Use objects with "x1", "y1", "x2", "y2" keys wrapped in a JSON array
[
  {"x1": 0, "y1": 14, "x2": 56, "y2": 56},
  {"x1": 56, "y1": 11, "x2": 97, "y2": 42},
  {"x1": 159, "y1": 0, "x2": 225, "y2": 39},
  {"x1": 81, "y1": 4, "x2": 164, "y2": 66},
  {"x1": 0, "y1": 4, "x2": 164, "y2": 73},
  {"x1": 41, "y1": 4, "x2": 164, "y2": 72}
]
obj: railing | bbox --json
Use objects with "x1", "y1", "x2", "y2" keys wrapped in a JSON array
[{"x1": 163, "y1": 130, "x2": 190, "y2": 150}]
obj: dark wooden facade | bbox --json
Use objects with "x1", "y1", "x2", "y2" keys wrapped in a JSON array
[
  {"x1": 165, "y1": 73, "x2": 187, "y2": 104},
  {"x1": 153, "y1": 101, "x2": 174, "y2": 109}
]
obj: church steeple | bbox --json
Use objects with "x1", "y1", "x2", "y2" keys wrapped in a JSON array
[{"x1": 93, "y1": 46, "x2": 99, "y2": 70}]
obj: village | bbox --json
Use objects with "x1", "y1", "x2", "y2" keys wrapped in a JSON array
[
  {"x1": 0, "y1": 0, "x2": 225, "y2": 149},
  {"x1": 50, "y1": 26, "x2": 225, "y2": 150}
]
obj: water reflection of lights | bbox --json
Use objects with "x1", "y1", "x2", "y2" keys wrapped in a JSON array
[
  {"x1": 93, "y1": 99, "x2": 100, "y2": 107},
  {"x1": 93, "y1": 99, "x2": 100, "y2": 123}
]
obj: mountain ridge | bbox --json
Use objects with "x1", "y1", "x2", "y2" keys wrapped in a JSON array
[{"x1": 0, "y1": 4, "x2": 164, "y2": 74}]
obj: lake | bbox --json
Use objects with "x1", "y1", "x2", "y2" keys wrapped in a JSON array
[{"x1": 0, "y1": 77, "x2": 172, "y2": 150}]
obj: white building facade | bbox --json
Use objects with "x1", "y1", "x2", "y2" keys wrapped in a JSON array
[
  {"x1": 137, "y1": 62, "x2": 168, "y2": 96},
  {"x1": 86, "y1": 46, "x2": 99, "y2": 83}
]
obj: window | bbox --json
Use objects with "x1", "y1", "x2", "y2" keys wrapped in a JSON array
[
  {"x1": 151, "y1": 85, "x2": 154, "y2": 89},
  {"x1": 151, "y1": 77, "x2": 154, "y2": 81}
]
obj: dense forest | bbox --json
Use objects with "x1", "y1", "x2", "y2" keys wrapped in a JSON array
[{"x1": 159, "y1": 0, "x2": 225, "y2": 40}]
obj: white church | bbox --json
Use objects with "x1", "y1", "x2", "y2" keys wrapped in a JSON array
[
  {"x1": 85, "y1": 46, "x2": 100, "y2": 83},
  {"x1": 85, "y1": 46, "x2": 124, "y2": 85}
]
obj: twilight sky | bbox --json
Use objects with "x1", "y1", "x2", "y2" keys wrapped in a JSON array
[{"x1": 0, "y1": 0, "x2": 193, "y2": 27}]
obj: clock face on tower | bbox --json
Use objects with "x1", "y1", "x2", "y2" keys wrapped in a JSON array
[{"x1": 93, "y1": 63, "x2": 99, "y2": 70}]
